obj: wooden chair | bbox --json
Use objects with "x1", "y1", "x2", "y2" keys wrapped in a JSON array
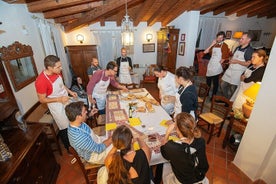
[
  {"x1": 22, "y1": 102, "x2": 62, "y2": 155},
  {"x1": 69, "y1": 146, "x2": 103, "y2": 184},
  {"x1": 197, "y1": 83, "x2": 210, "y2": 114},
  {"x1": 197, "y1": 95, "x2": 232, "y2": 144}
]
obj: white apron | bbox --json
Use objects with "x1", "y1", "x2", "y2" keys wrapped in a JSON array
[
  {"x1": 174, "y1": 83, "x2": 195, "y2": 119},
  {"x1": 119, "y1": 58, "x2": 132, "y2": 84},
  {"x1": 222, "y1": 49, "x2": 247, "y2": 85},
  {"x1": 44, "y1": 72, "x2": 69, "y2": 130},
  {"x1": 158, "y1": 74, "x2": 176, "y2": 115},
  {"x1": 206, "y1": 46, "x2": 223, "y2": 76},
  {"x1": 92, "y1": 71, "x2": 110, "y2": 110}
]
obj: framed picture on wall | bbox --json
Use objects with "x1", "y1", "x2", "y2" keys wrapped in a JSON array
[
  {"x1": 248, "y1": 30, "x2": 262, "y2": 41},
  {"x1": 143, "y1": 43, "x2": 155, "y2": 53},
  {"x1": 181, "y1": 34, "x2": 186, "y2": 41},
  {"x1": 178, "y1": 42, "x2": 185, "y2": 56},
  {"x1": 226, "y1": 30, "x2": 232, "y2": 39}
]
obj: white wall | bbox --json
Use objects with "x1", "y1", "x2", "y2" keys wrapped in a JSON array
[
  {"x1": 0, "y1": 2, "x2": 45, "y2": 114},
  {"x1": 199, "y1": 13, "x2": 276, "y2": 49},
  {"x1": 233, "y1": 36, "x2": 276, "y2": 183},
  {"x1": 169, "y1": 11, "x2": 200, "y2": 68}
]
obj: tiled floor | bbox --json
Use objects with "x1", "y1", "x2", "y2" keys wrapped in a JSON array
[{"x1": 54, "y1": 82, "x2": 265, "y2": 184}]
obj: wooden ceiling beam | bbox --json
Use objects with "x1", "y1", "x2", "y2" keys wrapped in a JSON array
[
  {"x1": 133, "y1": 0, "x2": 155, "y2": 26},
  {"x1": 247, "y1": 3, "x2": 276, "y2": 17},
  {"x1": 54, "y1": 13, "x2": 83, "y2": 23},
  {"x1": 225, "y1": 0, "x2": 262, "y2": 16},
  {"x1": 27, "y1": 0, "x2": 99, "y2": 12},
  {"x1": 63, "y1": 0, "x2": 137, "y2": 32},
  {"x1": 257, "y1": 4, "x2": 276, "y2": 18},
  {"x1": 148, "y1": 0, "x2": 178, "y2": 27},
  {"x1": 236, "y1": 0, "x2": 271, "y2": 16},
  {"x1": 200, "y1": 0, "x2": 235, "y2": 15},
  {"x1": 213, "y1": 0, "x2": 248, "y2": 15},
  {"x1": 43, "y1": 1, "x2": 103, "y2": 19}
]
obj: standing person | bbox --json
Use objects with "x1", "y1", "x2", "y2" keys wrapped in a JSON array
[
  {"x1": 221, "y1": 32, "x2": 254, "y2": 99},
  {"x1": 161, "y1": 112, "x2": 209, "y2": 184},
  {"x1": 231, "y1": 49, "x2": 267, "y2": 110},
  {"x1": 174, "y1": 67, "x2": 198, "y2": 120},
  {"x1": 203, "y1": 31, "x2": 230, "y2": 99},
  {"x1": 87, "y1": 58, "x2": 102, "y2": 80},
  {"x1": 65, "y1": 101, "x2": 112, "y2": 164},
  {"x1": 35, "y1": 55, "x2": 77, "y2": 152},
  {"x1": 116, "y1": 47, "x2": 133, "y2": 84},
  {"x1": 86, "y1": 61, "x2": 127, "y2": 114},
  {"x1": 105, "y1": 125, "x2": 151, "y2": 184},
  {"x1": 153, "y1": 65, "x2": 177, "y2": 115}
]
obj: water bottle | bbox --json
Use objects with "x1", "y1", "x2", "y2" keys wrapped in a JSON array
[{"x1": 129, "y1": 105, "x2": 132, "y2": 118}]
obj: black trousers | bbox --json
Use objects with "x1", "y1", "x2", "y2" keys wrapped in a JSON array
[
  {"x1": 58, "y1": 128, "x2": 70, "y2": 151},
  {"x1": 206, "y1": 74, "x2": 220, "y2": 97}
]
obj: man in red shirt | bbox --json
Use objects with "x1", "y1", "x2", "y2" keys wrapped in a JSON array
[{"x1": 35, "y1": 55, "x2": 77, "y2": 152}]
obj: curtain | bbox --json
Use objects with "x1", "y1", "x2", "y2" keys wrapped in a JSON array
[
  {"x1": 198, "y1": 17, "x2": 221, "y2": 50},
  {"x1": 93, "y1": 30, "x2": 121, "y2": 68}
]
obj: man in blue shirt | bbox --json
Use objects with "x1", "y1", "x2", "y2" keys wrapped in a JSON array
[{"x1": 65, "y1": 101, "x2": 112, "y2": 164}]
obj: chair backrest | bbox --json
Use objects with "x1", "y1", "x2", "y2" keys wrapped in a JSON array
[
  {"x1": 197, "y1": 83, "x2": 210, "y2": 114},
  {"x1": 210, "y1": 95, "x2": 232, "y2": 121},
  {"x1": 69, "y1": 146, "x2": 102, "y2": 184}
]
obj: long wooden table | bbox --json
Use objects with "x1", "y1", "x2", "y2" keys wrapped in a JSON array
[{"x1": 105, "y1": 88, "x2": 172, "y2": 165}]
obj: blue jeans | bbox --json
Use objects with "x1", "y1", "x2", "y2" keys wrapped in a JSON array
[{"x1": 220, "y1": 80, "x2": 237, "y2": 99}]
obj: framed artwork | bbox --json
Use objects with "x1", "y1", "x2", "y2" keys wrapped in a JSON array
[
  {"x1": 178, "y1": 42, "x2": 185, "y2": 56},
  {"x1": 181, "y1": 34, "x2": 185, "y2": 41},
  {"x1": 248, "y1": 30, "x2": 262, "y2": 41},
  {"x1": 226, "y1": 30, "x2": 232, "y2": 39},
  {"x1": 143, "y1": 43, "x2": 155, "y2": 53},
  {"x1": 225, "y1": 31, "x2": 232, "y2": 39}
]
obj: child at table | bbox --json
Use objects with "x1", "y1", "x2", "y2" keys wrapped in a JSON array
[
  {"x1": 161, "y1": 112, "x2": 209, "y2": 184},
  {"x1": 104, "y1": 125, "x2": 151, "y2": 184}
]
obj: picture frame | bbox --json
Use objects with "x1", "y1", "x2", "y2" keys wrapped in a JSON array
[
  {"x1": 225, "y1": 30, "x2": 232, "y2": 39},
  {"x1": 143, "y1": 43, "x2": 155, "y2": 53},
  {"x1": 181, "y1": 34, "x2": 185, "y2": 41},
  {"x1": 178, "y1": 42, "x2": 185, "y2": 56}
]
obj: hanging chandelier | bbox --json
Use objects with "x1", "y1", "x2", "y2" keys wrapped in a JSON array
[{"x1": 121, "y1": 0, "x2": 134, "y2": 46}]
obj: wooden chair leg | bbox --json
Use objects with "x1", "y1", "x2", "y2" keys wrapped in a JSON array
[
  {"x1": 207, "y1": 124, "x2": 215, "y2": 144},
  {"x1": 50, "y1": 124, "x2": 62, "y2": 156},
  {"x1": 217, "y1": 122, "x2": 224, "y2": 137}
]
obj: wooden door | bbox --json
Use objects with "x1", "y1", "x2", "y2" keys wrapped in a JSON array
[
  {"x1": 66, "y1": 45, "x2": 97, "y2": 87},
  {"x1": 167, "y1": 29, "x2": 179, "y2": 73}
]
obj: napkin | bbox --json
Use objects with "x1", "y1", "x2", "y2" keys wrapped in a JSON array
[
  {"x1": 133, "y1": 141, "x2": 140, "y2": 150},
  {"x1": 105, "y1": 123, "x2": 117, "y2": 131},
  {"x1": 129, "y1": 118, "x2": 142, "y2": 126},
  {"x1": 160, "y1": 120, "x2": 172, "y2": 127},
  {"x1": 169, "y1": 136, "x2": 179, "y2": 141}
]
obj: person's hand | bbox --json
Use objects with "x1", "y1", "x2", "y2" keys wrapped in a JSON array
[
  {"x1": 166, "y1": 123, "x2": 176, "y2": 134},
  {"x1": 59, "y1": 96, "x2": 69, "y2": 104},
  {"x1": 211, "y1": 40, "x2": 217, "y2": 46},
  {"x1": 240, "y1": 75, "x2": 245, "y2": 81},
  {"x1": 71, "y1": 92, "x2": 78, "y2": 99},
  {"x1": 121, "y1": 85, "x2": 128, "y2": 92},
  {"x1": 89, "y1": 108, "x2": 98, "y2": 116}
]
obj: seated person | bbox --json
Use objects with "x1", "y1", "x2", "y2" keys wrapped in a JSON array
[
  {"x1": 105, "y1": 125, "x2": 151, "y2": 184},
  {"x1": 65, "y1": 101, "x2": 112, "y2": 164},
  {"x1": 161, "y1": 112, "x2": 209, "y2": 184},
  {"x1": 231, "y1": 49, "x2": 267, "y2": 110},
  {"x1": 70, "y1": 76, "x2": 88, "y2": 104}
]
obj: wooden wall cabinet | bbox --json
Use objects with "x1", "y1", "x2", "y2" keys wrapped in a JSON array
[
  {"x1": 66, "y1": 45, "x2": 98, "y2": 87},
  {"x1": 157, "y1": 28, "x2": 179, "y2": 73},
  {"x1": 0, "y1": 124, "x2": 60, "y2": 184}
]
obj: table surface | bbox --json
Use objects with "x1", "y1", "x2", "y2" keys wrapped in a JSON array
[{"x1": 106, "y1": 88, "x2": 172, "y2": 165}]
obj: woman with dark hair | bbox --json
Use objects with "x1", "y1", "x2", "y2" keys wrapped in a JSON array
[
  {"x1": 161, "y1": 112, "x2": 209, "y2": 184},
  {"x1": 174, "y1": 67, "x2": 198, "y2": 119},
  {"x1": 231, "y1": 49, "x2": 267, "y2": 109},
  {"x1": 71, "y1": 76, "x2": 87, "y2": 98},
  {"x1": 105, "y1": 125, "x2": 151, "y2": 184},
  {"x1": 153, "y1": 65, "x2": 177, "y2": 115}
]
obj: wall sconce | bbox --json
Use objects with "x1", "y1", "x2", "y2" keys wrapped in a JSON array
[
  {"x1": 146, "y1": 33, "x2": 153, "y2": 42},
  {"x1": 233, "y1": 31, "x2": 243, "y2": 39},
  {"x1": 76, "y1": 34, "x2": 84, "y2": 44},
  {"x1": 242, "y1": 82, "x2": 261, "y2": 118}
]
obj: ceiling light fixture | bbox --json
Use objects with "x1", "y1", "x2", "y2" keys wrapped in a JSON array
[
  {"x1": 121, "y1": 0, "x2": 134, "y2": 46},
  {"x1": 76, "y1": 34, "x2": 84, "y2": 44}
]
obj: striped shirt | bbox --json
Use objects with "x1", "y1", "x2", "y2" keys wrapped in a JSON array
[{"x1": 68, "y1": 123, "x2": 106, "y2": 161}]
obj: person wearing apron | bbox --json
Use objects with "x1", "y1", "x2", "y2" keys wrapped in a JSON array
[
  {"x1": 203, "y1": 31, "x2": 229, "y2": 99},
  {"x1": 174, "y1": 67, "x2": 198, "y2": 120},
  {"x1": 221, "y1": 33, "x2": 254, "y2": 99},
  {"x1": 116, "y1": 47, "x2": 133, "y2": 84},
  {"x1": 231, "y1": 49, "x2": 267, "y2": 110},
  {"x1": 35, "y1": 55, "x2": 77, "y2": 152},
  {"x1": 65, "y1": 101, "x2": 112, "y2": 164},
  {"x1": 87, "y1": 61, "x2": 128, "y2": 114},
  {"x1": 153, "y1": 65, "x2": 177, "y2": 115}
]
